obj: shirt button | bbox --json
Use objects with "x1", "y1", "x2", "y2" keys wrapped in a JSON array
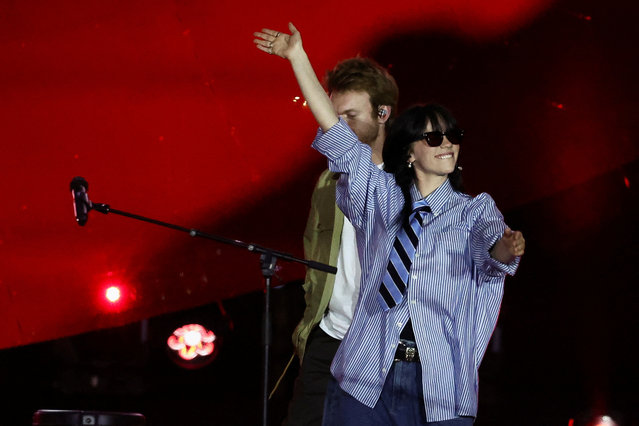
[
  {"x1": 382, "y1": 368, "x2": 387, "y2": 373},
  {"x1": 412, "y1": 274, "x2": 418, "y2": 280},
  {"x1": 411, "y1": 300, "x2": 417, "y2": 305},
  {"x1": 397, "y1": 322, "x2": 402, "y2": 328},
  {"x1": 415, "y1": 253, "x2": 420, "y2": 258}
]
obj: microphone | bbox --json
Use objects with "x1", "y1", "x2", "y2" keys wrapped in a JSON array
[{"x1": 70, "y1": 176, "x2": 91, "y2": 226}]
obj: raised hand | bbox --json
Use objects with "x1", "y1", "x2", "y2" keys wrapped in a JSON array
[
  {"x1": 253, "y1": 22, "x2": 302, "y2": 60},
  {"x1": 490, "y1": 227, "x2": 525, "y2": 264},
  {"x1": 252, "y1": 22, "x2": 337, "y2": 131}
]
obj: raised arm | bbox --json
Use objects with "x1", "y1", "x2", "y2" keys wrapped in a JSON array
[{"x1": 253, "y1": 23, "x2": 338, "y2": 132}]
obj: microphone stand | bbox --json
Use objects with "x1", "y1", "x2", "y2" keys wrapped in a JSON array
[{"x1": 88, "y1": 201, "x2": 337, "y2": 426}]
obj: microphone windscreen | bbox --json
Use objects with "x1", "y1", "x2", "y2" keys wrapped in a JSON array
[{"x1": 70, "y1": 176, "x2": 89, "y2": 192}]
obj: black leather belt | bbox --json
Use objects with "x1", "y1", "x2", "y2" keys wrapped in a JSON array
[{"x1": 394, "y1": 340, "x2": 419, "y2": 362}]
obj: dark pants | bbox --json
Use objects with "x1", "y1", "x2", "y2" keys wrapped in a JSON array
[
  {"x1": 284, "y1": 326, "x2": 341, "y2": 426},
  {"x1": 322, "y1": 361, "x2": 475, "y2": 426}
]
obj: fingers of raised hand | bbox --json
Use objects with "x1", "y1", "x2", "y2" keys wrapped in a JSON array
[
  {"x1": 261, "y1": 28, "x2": 281, "y2": 37},
  {"x1": 256, "y1": 29, "x2": 282, "y2": 42},
  {"x1": 253, "y1": 29, "x2": 284, "y2": 54}
]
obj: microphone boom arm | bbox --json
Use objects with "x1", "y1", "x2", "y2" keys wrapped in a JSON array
[{"x1": 89, "y1": 202, "x2": 337, "y2": 274}]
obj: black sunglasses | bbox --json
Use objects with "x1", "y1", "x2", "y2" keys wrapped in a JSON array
[{"x1": 419, "y1": 129, "x2": 464, "y2": 147}]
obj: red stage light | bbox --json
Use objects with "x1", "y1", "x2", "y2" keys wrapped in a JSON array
[
  {"x1": 98, "y1": 272, "x2": 134, "y2": 313},
  {"x1": 105, "y1": 286, "x2": 121, "y2": 303},
  {"x1": 551, "y1": 101, "x2": 566, "y2": 110}
]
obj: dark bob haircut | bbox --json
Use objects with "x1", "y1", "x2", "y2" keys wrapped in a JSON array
[{"x1": 383, "y1": 104, "x2": 465, "y2": 223}]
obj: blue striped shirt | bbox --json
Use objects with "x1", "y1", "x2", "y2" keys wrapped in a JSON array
[{"x1": 312, "y1": 119, "x2": 520, "y2": 421}]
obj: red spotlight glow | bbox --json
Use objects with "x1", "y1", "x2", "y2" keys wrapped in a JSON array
[
  {"x1": 551, "y1": 101, "x2": 565, "y2": 110},
  {"x1": 167, "y1": 323, "x2": 218, "y2": 369},
  {"x1": 105, "y1": 286, "x2": 121, "y2": 303},
  {"x1": 97, "y1": 272, "x2": 134, "y2": 313},
  {"x1": 624, "y1": 176, "x2": 630, "y2": 188}
]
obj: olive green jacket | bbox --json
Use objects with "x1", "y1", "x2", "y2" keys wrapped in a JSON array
[{"x1": 291, "y1": 169, "x2": 344, "y2": 361}]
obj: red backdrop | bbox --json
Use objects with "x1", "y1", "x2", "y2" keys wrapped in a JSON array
[{"x1": 2, "y1": 0, "x2": 636, "y2": 350}]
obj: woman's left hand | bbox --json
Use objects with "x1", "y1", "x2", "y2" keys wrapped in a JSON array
[{"x1": 490, "y1": 228, "x2": 525, "y2": 264}]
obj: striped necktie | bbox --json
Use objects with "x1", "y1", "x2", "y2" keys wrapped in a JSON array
[{"x1": 378, "y1": 199, "x2": 431, "y2": 311}]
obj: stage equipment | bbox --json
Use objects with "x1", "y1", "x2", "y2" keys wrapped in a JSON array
[
  {"x1": 33, "y1": 409, "x2": 145, "y2": 426},
  {"x1": 167, "y1": 322, "x2": 219, "y2": 369},
  {"x1": 68, "y1": 177, "x2": 336, "y2": 426}
]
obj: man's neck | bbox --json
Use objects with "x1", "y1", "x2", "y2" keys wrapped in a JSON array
[{"x1": 369, "y1": 130, "x2": 385, "y2": 165}]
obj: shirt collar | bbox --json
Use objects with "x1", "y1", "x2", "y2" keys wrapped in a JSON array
[{"x1": 410, "y1": 179, "x2": 454, "y2": 217}]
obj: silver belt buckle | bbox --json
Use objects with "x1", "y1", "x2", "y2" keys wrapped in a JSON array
[{"x1": 405, "y1": 346, "x2": 416, "y2": 362}]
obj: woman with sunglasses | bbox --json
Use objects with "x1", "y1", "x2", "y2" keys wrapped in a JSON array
[{"x1": 254, "y1": 23, "x2": 525, "y2": 425}]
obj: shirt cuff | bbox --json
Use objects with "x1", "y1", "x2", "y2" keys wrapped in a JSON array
[
  {"x1": 477, "y1": 221, "x2": 521, "y2": 277},
  {"x1": 484, "y1": 253, "x2": 520, "y2": 277},
  {"x1": 311, "y1": 118, "x2": 358, "y2": 162}
]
